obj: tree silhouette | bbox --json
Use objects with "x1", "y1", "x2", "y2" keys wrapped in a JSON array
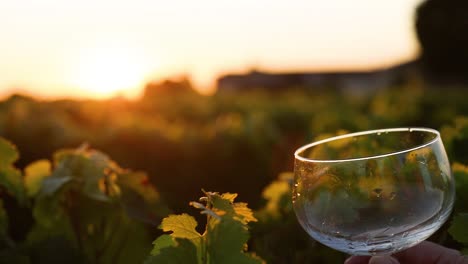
[{"x1": 415, "y1": 0, "x2": 468, "y2": 83}]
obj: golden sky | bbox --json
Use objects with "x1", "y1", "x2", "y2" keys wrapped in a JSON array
[{"x1": 0, "y1": 0, "x2": 423, "y2": 99}]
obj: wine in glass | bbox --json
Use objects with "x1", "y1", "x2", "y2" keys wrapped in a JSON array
[{"x1": 293, "y1": 128, "x2": 455, "y2": 255}]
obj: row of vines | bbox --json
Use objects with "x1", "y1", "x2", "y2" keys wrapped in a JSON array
[{"x1": 0, "y1": 85, "x2": 467, "y2": 263}]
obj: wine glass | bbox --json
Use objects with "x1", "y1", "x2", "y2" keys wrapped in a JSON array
[{"x1": 292, "y1": 128, "x2": 455, "y2": 256}]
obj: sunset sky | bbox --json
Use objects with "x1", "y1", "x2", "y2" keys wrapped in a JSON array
[{"x1": 0, "y1": 0, "x2": 423, "y2": 99}]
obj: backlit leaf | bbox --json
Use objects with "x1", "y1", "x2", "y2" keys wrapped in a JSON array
[
  {"x1": 233, "y1": 202, "x2": 257, "y2": 223},
  {"x1": 0, "y1": 137, "x2": 19, "y2": 167},
  {"x1": 210, "y1": 193, "x2": 257, "y2": 224},
  {"x1": 221, "y1": 192, "x2": 238, "y2": 202},
  {"x1": 0, "y1": 138, "x2": 25, "y2": 202},
  {"x1": 160, "y1": 214, "x2": 201, "y2": 239},
  {"x1": 261, "y1": 178, "x2": 290, "y2": 218},
  {"x1": 149, "y1": 192, "x2": 263, "y2": 263},
  {"x1": 0, "y1": 167, "x2": 25, "y2": 204},
  {"x1": 24, "y1": 160, "x2": 51, "y2": 197}
]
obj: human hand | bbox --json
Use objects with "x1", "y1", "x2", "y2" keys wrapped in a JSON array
[{"x1": 344, "y1": 241, "x2": 468, "y2": 264}]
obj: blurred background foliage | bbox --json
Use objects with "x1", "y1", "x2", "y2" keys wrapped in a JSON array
[
  {"x1": 0, "y1": 0, "x2": 467, "y2": 262},
  {"x1": 1, "y1": 84, "x2": 467, "y2": 213},
  {"x1": 0, "y1": 83, "x2": 467, "y2": 263}
]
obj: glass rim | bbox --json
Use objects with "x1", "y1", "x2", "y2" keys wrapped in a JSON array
[{"x1": 294, "y1": 127, "x2": 441, "y2": 163}]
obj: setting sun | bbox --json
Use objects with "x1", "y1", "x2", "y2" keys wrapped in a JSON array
[
  {"x1": 0, "y1": 0, "x2": 423, "y2": 99},
  {"x1": 69, "y1": 43, "x2": 152, "y2": 99}
]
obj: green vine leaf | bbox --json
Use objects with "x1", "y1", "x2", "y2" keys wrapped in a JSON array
[
  {"x1": 0, "y1": 137, "x2": 19, "y2": 167},
  {"x1": 0, "y1": 138, "x2": 25, "y2": 204},
  {"x1": 160, "y1": 214, "x2": 201, "y2": 240},
  {"x1": 207, "y1": 215, "x2": 257, "y2": 264},
  {"x1": 53, "y1": 149, "x2": 112, "y2": 201},
  {"x1": 448, "y1": 213, "x2": 468, "y2": 244},
  {"x1": 260, "y1": 174, "x2": 292, "y2": 218},
  {"x1": 145, "y1": 238, "x2": 198, "y2": 264},
  {"x1": 147, "y1": 192, "x2": 263, "y2": 264},
  {"x1": 210, "y1": 193, "x2": 257, "y2": 225},
  {"x1": 150, "y1": 234, "x2": 175, "y2": 255},
  {"x1": 40, "y1": 176, "x2": 73, "y2": 196},
  {"x1": 221, "y1": 192, "x2": 238, "y2": 203},
  {"x1": 24, "y1": 160, "x2": 51, "y2": 197},
  {"x1": 29, "y1": 145, "x2": 169, "y2": 264},
  {"x1": 452, "y1": 163, "x2": 468, "y2": 212}
]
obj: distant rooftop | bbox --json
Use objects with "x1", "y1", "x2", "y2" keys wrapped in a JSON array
[{"x1": 216, "y1": 60, "x2": 419, "y2": 94}]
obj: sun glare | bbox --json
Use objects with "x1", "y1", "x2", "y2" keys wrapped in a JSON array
[{"x1": 70, "y1": 44, "x2": 152, "y2": 99}]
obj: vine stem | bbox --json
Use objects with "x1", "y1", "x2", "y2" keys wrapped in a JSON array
[{"x1": 202, "y1": 193, "x2": 214, "y2": 264}]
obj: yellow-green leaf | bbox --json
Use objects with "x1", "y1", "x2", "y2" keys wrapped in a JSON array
[
  {"x1": 160, "y1": 214, "x2": 201, "y2": 239},
  {"x1": 233, "y1": 202, "x2": 257, "y2": 223},
  {"x1": 0, "y1": 138, "x2": 19, "y2": 167},
  {"x1": 0, "y1": 167, "x2": 25, "y2": 202},
  {"x1": 24, "y1": 160, "x2": 51, "y2": 197},
  {"x1": 211, "y1": 193, "x2": 257, "y2": 224},
  {"x1": 261, "y1": 179, "x2": 290, "y2": 217},
  {"x1": 150, "y1": 192, "x2": 263, "y2": 264},
  {"x1": 222, "y1": 192, "x2": 238, "y2": 203}
]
